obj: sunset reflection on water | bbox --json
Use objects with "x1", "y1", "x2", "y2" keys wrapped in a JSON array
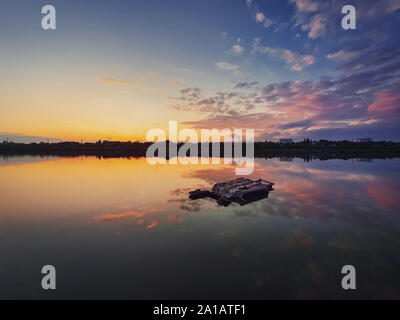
[{"x1": 1, "y1": 156, "x2": 399, "y2": 299}]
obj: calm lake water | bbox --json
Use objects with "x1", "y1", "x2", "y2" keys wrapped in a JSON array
[{"x1": 1, "y1": 155, "x2": 400, "y2": 299}]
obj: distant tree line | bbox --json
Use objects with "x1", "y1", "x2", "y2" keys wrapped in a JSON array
[{"x1": 1, "y1": 139, "x2": 400, "y2": 160}]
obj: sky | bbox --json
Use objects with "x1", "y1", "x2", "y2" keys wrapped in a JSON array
[{"x1": 0, "y1": 0, "x2": 399, "y2": 142}]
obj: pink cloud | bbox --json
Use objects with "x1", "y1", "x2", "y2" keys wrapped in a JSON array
[
  {"x1": 368, "y1": 88, "x2": 400, "y2": 114},
  {"x1": 306, "y1": 14, "x2": 326, "y2": 39},
  {"x1": 327, "y1": 50, "x2": 361, "y2": 60},
  {"x1": 294, "y1": 0, "x2": 320, "y2": 12},
  {"x1": 255, "y1": 12, "x2": 265, "y2": 22}
]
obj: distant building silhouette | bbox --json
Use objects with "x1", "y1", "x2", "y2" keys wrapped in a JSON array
[
  {"x1": 279, "y1": 138, "x2": 293, "y2": 143},
  {"x1": 356, "y1": 138, "x2": 373, "y2": 142}
]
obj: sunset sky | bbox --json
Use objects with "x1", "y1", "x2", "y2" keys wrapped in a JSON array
[{"x1": 1, "y1": 0, "x2": 399, "y2": 142}]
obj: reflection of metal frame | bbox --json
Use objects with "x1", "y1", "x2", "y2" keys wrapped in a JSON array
[{"x1": 189, "y1": 178, "x2": 274, "y2": 207}]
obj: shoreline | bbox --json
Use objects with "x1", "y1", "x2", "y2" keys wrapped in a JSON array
[{"x1": 2, "y1": 140, "x2": 400, "y2": 161}]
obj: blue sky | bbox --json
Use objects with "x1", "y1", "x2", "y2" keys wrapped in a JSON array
[{"x1": 1, "y1": 0, "x2": 400, "y2": 141}]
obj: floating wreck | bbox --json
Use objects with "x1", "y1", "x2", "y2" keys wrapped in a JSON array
[{"x1": 189, "y1": 178, "x2": 274, "y2": 207}]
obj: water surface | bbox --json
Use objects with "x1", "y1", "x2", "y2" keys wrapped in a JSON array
[{"x1": 1, "y1": 155, "x2": 399, "y2": 299}]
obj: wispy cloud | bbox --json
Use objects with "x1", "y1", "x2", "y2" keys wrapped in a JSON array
[
  {"x1": 216, "y1": 61, "x2": 240, "y2": 75},
  {"x1": 252, "y1": 38, "x2": 315, "y2": 71},
  {"x1": 170, "y1": 78, "x2": 183, "y2": 85},
  {"x1": 368, "y1": 84, "x2": 400, "y2": 114},
  {"x1": 302, "y1": 13, "x2": 326, "y2": 39},
  {"x1": 147, "y1": 71, "x2": 159, "y2": 79},
  {"x1": 234, "y1": 81, "x2": 259, "y2": 89},
  {"x1": 230, "y1": 44, "x2": 244, "y2": 56},
  {"x1": 103, "y1": 77, "x2": 143, "y2": 88},
  {"x1": 327, "y1": 49, "x2": 361, "y2": 60},
  {"x1": 263, "y1": 17, "x2": 274, "y2": 29},
  {"x1": 246, "y1": 0, "x2": 276, "y2": 29},
  {"x1": 171, "y1": 66, "x2": 193, "y2": 73},
  {"x1": 169, "y1": 85, "x2": 258, "y2": 115},
  {"x1": 292, "y1": 0, "x2": 320, "y2": 13}
]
